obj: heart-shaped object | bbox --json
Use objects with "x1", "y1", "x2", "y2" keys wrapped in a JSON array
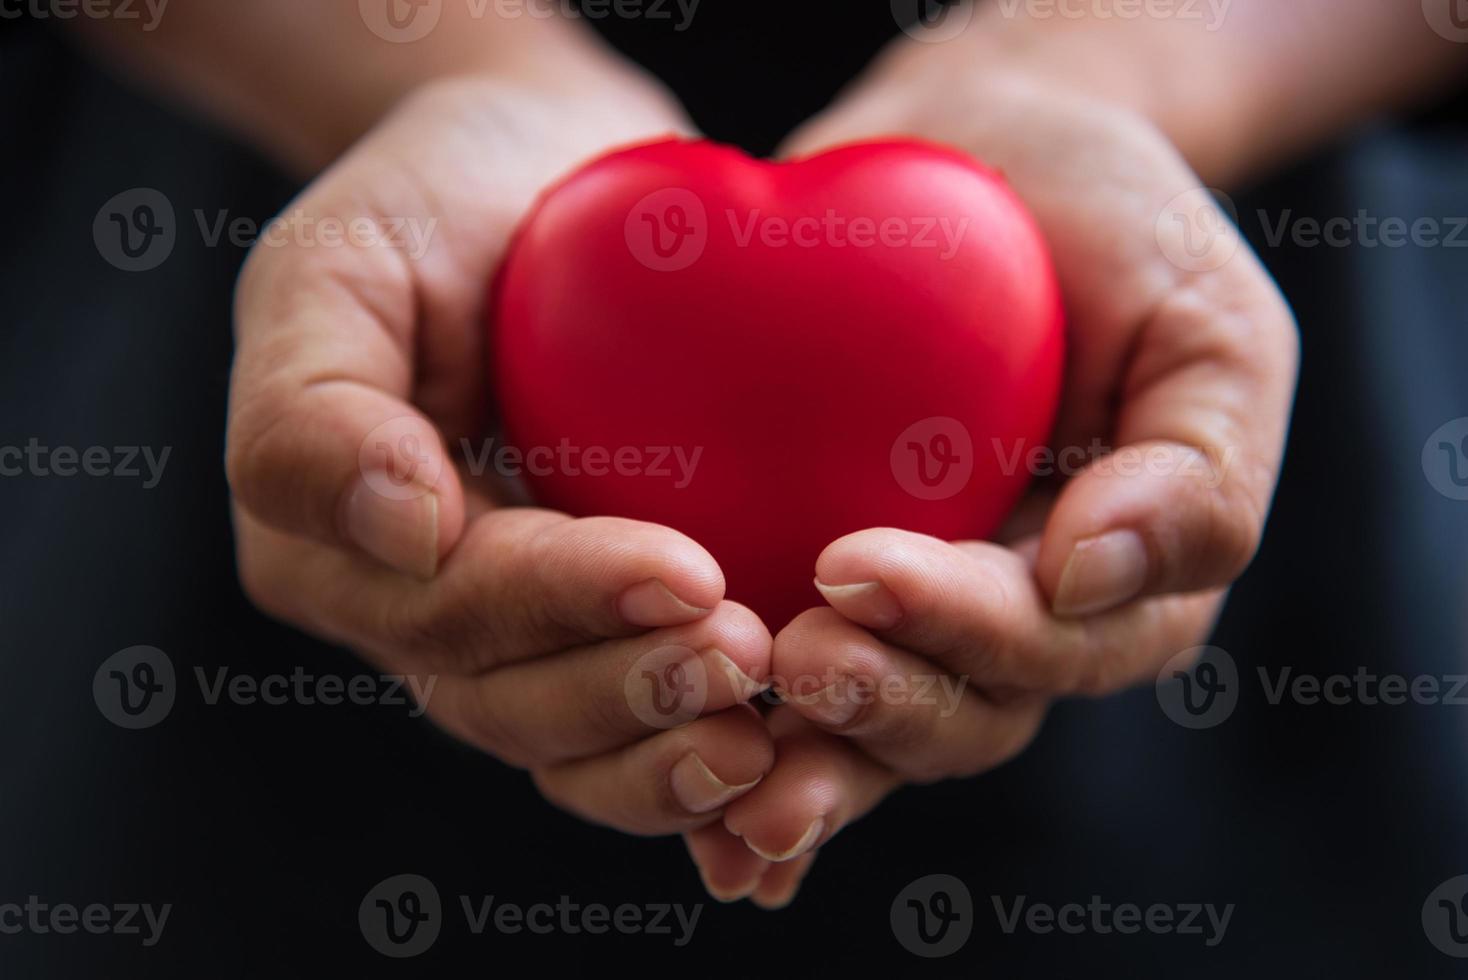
[{"x1": 492, "y1": 138, "x2": 1064, "y2": 628}]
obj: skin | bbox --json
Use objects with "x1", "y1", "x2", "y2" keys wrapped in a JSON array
[{"x1": 67, "y1": 1, "x2": 1468, "y2": 908}]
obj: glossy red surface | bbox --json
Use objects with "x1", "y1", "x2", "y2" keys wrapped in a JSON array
[{"x1": 493, "y1": 138, "x2": 1064, "y2": 628}]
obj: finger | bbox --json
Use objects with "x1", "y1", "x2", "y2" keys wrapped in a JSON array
[
  {"x1": 773, "y1": 607, "x2": 1046, "y2": 782},
  {"x1": 225, "y1": 166, "x2": 469, "y2": 579},
  {"x1": 684, "y1": 825, "x2": 770, "y2": 904},
  {"x1": 751, "y1": 851, "x2": 818, "y2": 911},
  {"x1": 814, "y1": 528, "x2": 1223, "y2": 696},
  {"x1": 532, "y1": 706, "x2": 774, "y2": 837},
  {"x1": 425, "y1": 601, "x2": 771, "y2": 767},
  {"x1": 234, "y1": 508, "x2": 725, "y2": 676},
  {"x1": 1036, "y1": 272, "x2": 1299, "y2": 617},
  {"x1": 723, "y1": 707, "x2": 899, "y2": 863}
]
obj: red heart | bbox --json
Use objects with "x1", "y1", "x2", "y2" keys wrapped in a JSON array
[{"x1": 492, "y1": 139, "x2": 1064, "y2": 629}]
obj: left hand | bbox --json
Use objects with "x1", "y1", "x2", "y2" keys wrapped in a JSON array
[{"x1": 684, "y1": 25, "x2": 1298, "y2": 908}]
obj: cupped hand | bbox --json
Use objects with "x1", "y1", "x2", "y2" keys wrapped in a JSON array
[
  {"x1": 225, "y1": 75, "x2": 777, "y2": 836},
  {"x1": 689, "y1": 44, "x2": 1298, "y2": 906}
]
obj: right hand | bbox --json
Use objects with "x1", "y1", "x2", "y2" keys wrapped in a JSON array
[{"x1": 225, "y1": 75, "x2": 776, "y2": 836}]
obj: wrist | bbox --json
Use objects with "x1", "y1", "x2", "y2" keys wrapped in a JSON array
[
  {"x1": 289, "y1": 20, "x2": 689, "y2": 174},
  {"x1": 865, "y1": 4, "x2": 1264, "y2": 185}
]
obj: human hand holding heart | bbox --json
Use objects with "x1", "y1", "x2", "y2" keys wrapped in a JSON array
[
  {"x1": 487, "y1": 49, "x2": 1295, "y2": 904},
  {"x1": 221, "y1": 13, "x2": 1297, "y2": 912}
]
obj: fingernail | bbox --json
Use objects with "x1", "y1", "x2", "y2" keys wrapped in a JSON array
[
  {"x1": 753, "y1": 881, "x2": 804, "y2": 912},
  {"x1": 618, "y1": 579, "x2": 710, "y2": 628},
  {"x1": 1053, "y1": 530, "x2": 1148, "y2": 618},
  {"x1": 746, "y1": 818, "x2": 825, "y2": 863},
  {"x1": 700, "y1": 869, "x2": 762, "y2": 904},
  {"x1": 684, "y1": 836, "x2": 764, "y2": 903},
  {"x1": 670, "y1": 753, "x2": 759, "y2": 815},
  {"x1": 790, "y1": 679, "x2": 862, "y2": 728},
  {"x1": 706, "y1": 648, "x2": 766, "y2": 702},
  {"x1": 814, "y1": 580, "x2": 902, "y2": 630},
  {"x1": 343, "y1": 475, "x2": 439, "y2": 579}
]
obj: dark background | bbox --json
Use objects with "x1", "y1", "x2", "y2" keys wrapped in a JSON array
[{"x1": 2, "y1": 3, "x2": 1467, "y2": 976}]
